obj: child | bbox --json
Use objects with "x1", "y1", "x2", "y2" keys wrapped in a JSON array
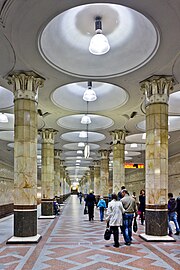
[{"x1": 97, "y1": 196, "x2": 106, "y2": 221}]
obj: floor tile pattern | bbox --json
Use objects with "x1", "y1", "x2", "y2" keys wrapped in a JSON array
[{"x1": 0, "y1": 196, "x2": 179, "y2": 269}]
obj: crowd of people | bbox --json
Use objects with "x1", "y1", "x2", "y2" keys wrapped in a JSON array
[{"x1": 77, "y1": 188, "x2": 180, "y2": 248}]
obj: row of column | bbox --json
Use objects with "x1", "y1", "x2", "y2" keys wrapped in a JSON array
[{"x1": 8, "y1": 72, "x2": 174, "y2": 242}]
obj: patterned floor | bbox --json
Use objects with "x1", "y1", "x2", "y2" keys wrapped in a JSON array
[{"x1": 0, "y1": 196, "x2": 179, "y2": 270}]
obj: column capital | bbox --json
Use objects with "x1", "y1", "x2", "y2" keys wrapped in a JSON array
[
  {"x1": 39, "y1": 128, "x2": 58, "y2": 144},
  {"x1": 93, "y1": 160, "x2": 100, "y2": 167},
  {"x1": 8, "y1": 72, "x2": 45, "y2": 102},
  {"x1": 60, "y1": 160, "x2": 64, "y2": 166},
  {"x1": 54, "y1": 149, "x2": 62, "y2": 159},
  {"x1": 110, "y1": 130, "x2": 126, "y2": 144},
  {"x1": 140, "y1": 75, "x2": 174, "y2": 106},
  {"x1": 98, "y1": 149, "x2": 111, "y2": 159}
]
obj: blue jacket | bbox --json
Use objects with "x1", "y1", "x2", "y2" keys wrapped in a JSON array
[{"x1": 97, "y1": 199, "x2": 106, "y2": 208}]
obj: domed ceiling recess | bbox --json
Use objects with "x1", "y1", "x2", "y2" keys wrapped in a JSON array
[
  {"x1": 39, "y1": 3, "x2": 159, "y2": 78},
  {"x1": 51, "y1": 81, "x2": 128, "y2": 112}
]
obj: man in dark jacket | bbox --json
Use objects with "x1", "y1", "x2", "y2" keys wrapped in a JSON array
[
  {"x1": 86, "y1": 190, "x2": 96, "y2": 221},
  {"x1": 168, "y1": 193, "x2": 180, "y2": 236},
  {"x1": 176, "y1": 193, "x2": 180, "y2": 228}
]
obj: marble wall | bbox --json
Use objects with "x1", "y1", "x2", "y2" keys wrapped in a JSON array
[
  {"x1": 0, "y1": 161, "x2": 14, "y2": 205},
  {"x1": 125, "y1": 153, "x2": 180, "y2": 200},
  {"x1": 168, "y1": 154, "x2": 180, "y2": 198},
  {"x1": 125, "y1": 169, "x2": 145, "y2": 200}
]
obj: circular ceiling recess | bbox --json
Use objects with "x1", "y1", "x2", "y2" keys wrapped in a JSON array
[
  {"x1": 137, "y1": 117, "x2": 180, "y2": 132},
  {"x1": 51, "y1": 81, "x2": 128, "y2": 112},
  {"x1": 39, "y1": 3, "x2": 159, "y2": 78},
  {"x1": 60, "y1": 131, "x2": 106, "y2": 142},
  {"x1": 0, "y1": 131, "x2": 14, "y2": 142},
  {"x1": 57, "y1": 114, "x2": 114, "y2": 130},
  {"x1": 63, "y1": 142, "x2": 100, "y2": 151},
  {"x1": 0, "y1": 87, "x2": 14, "y2": 109},
  {"x1": 169, "y1": 91, "x2": 180, "y2": 114}
]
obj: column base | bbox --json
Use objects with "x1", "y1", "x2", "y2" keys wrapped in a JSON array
[
  {"x1": 38, "y1": 215, "x2": 56, "y2": 219},
  {"x1": 139, "y1": 233, "x2": 176, "y2": 242},
  {"x1": 6, "y1": 234, "x2": 42, "y2": 244}
]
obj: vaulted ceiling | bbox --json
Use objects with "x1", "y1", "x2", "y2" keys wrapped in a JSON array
[{"x1": 0, "y1": 0, "x2": 180, "y2": 182}]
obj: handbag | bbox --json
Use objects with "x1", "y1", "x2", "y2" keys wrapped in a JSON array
[
  {"x1": 133, "y1": 217, "x2": 138, "y2": 233},
  {"x1": 84, "y1": 206, "x2": 88, "y2": 215},
  {"x1": 104, "y1": 227, "x2": 111, "y2": 240}
]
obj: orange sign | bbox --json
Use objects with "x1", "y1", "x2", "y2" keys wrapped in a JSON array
[{"x1": 124, "y1": 163, "x2": 144, "y2": 169}]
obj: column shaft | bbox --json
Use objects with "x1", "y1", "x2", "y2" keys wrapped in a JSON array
[
  {"x1": 9, "y1": 72, "x2": 44, "y2": 238},
  {"x1": 141, "y1": 75, "x2": 174, "y2": 237},
  {"x1": 99, "y1": 150, "x2": 110, "y2": 196},
  {"x1": 41, "y1": 129, "x2": 57, "y2": 216},
  {"x1": 94, "y1": 161, "x2": 100, "y2": 196}
]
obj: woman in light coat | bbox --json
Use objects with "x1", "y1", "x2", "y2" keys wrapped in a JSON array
[{"x1": 106, "y1": 193, "x2": 125, "y2": 247}]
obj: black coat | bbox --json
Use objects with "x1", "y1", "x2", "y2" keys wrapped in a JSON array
[{"x1": 86, "y1": 193, "x2": 96, "y2": 207}]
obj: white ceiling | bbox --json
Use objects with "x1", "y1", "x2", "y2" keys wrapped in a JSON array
[{"x1": 0, "y1": 0, "x2": 180, "y2": 181}]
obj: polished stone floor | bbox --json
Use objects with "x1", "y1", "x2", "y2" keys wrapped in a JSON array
[{"x1": 0, "y1": 195, "x2": 179, "y2": 270}]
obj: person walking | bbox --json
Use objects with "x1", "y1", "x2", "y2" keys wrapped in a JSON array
[
  {"x1": 79, "y1": 192, "x2": 83, "y2": 204},
  {"x1": 139, "y1": 189, "x2": 145, "y2": 225},
  {"x1": 106, "y1": 193, "x2": 125, "y2": 248},
  {"x1": 176, "y1": 193, "x2": 180, "y2": 228},
  {"x1": 97, "y1": 196, "x2": 107, "y2": 221},
  {"x1": 118, "y1": 186, "x2": 125, "y2": 200},
  {"x1": 86, "y1": 190, "x2": 96, "y2": 221},
  {"x1": 168, "y1": 193, "x2": 180, "y2": 236},
  {"x1": 121, "y1": 189, "x2": 137, "y2": 245}
]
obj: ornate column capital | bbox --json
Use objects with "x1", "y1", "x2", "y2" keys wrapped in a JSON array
[
  {"x1": 39, "y1": 128, "x2": 58, "y2": 144},
  {"x1": 110, "y1": 130, "x2": 126, "y2": 145},
  {"x1": 140, "y1": 75, "x2": 174, "y2": 106},
  {"x1": 89, "y1": 166, "x2": 94, "y2": 171},
  {"x1": 8, "y1": 72, "x2": 45, "y2": 102},
  {"x1": 98, "y1": 149, "x2": 111, "y2": 159},
  {"x1": 54, "y1": 149, "x2": 62, "y2": 159},
  {"x1": 60, "y1": 160, "x2": 64, "y2": 166},
  {"x1": 93, "y1": 160, "x2": 100, "y2": 167}
]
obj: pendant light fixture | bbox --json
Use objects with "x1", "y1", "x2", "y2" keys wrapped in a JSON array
[
  {"x1": 83, "y1": 81, "x2": 97, "y2": 102},
  {"x1": 81, "y1": 101, "x2": 91, "y2": 124},
  {"x1": 89, "y1": 16, "x2": 110, "y2": 55},
  {"x1": 84, "y1": 122, "x2": 90, "y2": 159}
]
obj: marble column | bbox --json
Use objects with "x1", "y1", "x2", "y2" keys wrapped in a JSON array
[
  {"x1": 93, "y1": 160, "x2": 101, "y2": 196},
  {"x1": 40, "y1": 128, "x2": 57, "y2": 217},
  {"x1": 99, "y1": 150, "x2": 110, "y2": 196},
  {"x1": 54, "y1": 150, "x2": 61, "y2": 201},
  {"x1": 89, "y1": 166, "x2": 94, "y2": 191},
  {"x1": 111, "y1": 130, "x2": 126, "y2": 194},
  {"x1": 59, "y1": 160, "x2": 64, "y2": 202},
  {"x1": 7, "y1": 72, "x2": 44, "y2": 242},
  {"x1": 63, "y1": 166, "x2": 66, "y2": 196},
  {"x1": 140, "y1": 75, "x2": 174, "y2": 241}
]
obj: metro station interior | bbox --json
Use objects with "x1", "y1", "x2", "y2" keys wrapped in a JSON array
[{"x1": 0, "y1": 1, "x2": 180, "y2": 269}]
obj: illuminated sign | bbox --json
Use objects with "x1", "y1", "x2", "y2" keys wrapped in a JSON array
[{"x1": 124, "y1": 163, "x2": 144, "y2": 169}]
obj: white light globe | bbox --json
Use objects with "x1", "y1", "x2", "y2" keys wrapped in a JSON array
[
  {"x1": 89, "y1": 33, "x2": 110, "y2": 55},
  {"x1": 83, "y1": 89, "x2": 97, "y2": 102}
]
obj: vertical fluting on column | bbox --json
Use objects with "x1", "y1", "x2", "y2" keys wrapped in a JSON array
[
  {"x1": 54, "y1": 150, "x2": 61, "y2": 199},
  {"x1": 40, "y1": 128, "x2": 57, "y2": 216},
  {"x1": 140, "y1": 75, "x2": 174, "y2": 237},
  {"x1": 8, "y1": 72, "x2": 44, "y2": 239},
  {"x1": 93, "y1": 160, "x2": 100, "y2": 196},
  {"x1": 111, "y1": 130, "x2": 126, "y2": 194},
  {"x1": 99, "y1": 150, "x2": 110, "y2": 196}
]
